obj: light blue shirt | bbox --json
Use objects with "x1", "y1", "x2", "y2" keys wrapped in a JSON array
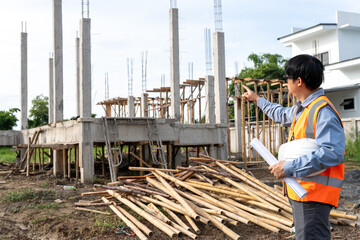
[{"x1": 257, "y1": 88, "x2": 345, "y2": 178}]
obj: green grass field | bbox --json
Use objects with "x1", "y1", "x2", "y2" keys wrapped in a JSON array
[{"x1": 0, "y1": 147, "x2": 17, "y2": 163}]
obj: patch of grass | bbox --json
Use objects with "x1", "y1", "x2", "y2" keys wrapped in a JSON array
[
  {"x1": 32, "y1": 216, "x2": 50, "y2": 225},
  {"x1": 1, "y1": 190, "x2": 39, "y2": 202},
  {"x1": 34, "y1": 202, "x2": 60, "y2": 209},
  {"x1": 94, "y1": 216, "x2": 125, "y2": 230},
  {"x1": 0, "y1": 146, "x2": 17, "y2": 163}
]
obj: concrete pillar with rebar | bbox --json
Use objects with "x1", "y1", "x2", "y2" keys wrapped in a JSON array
[
  {"x1": 213, "y1": 31, "x2": 228, "y2": 160},
  {"x1": 170, "y1": 8, "x2": 180, "y2": 120},
  {"x1": 205, "y1": 75, "x2": 215, "y2": 124},
  {"x1": 79, "y1": 16, "x2": 94, "y2": 183},
  {"x1": 21, "y1": 31, "x2": 28, "y2": 130},
  {"x1": 48, "y1": 57, "x2": 54, "y2": 124},
  {"x1": 128, "y1": 96, "x2": 135, "y2": 117},
  {"x1": 141, "y1": 93, "x2": 148, "y2": 117}
]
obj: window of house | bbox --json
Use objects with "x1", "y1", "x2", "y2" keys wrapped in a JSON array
[
  {"x1": 340, "y1": 98, "x2": 355, "y2": 110},
  {"x1": 314, "y1": 52, "x2": 329, "y2": 65}
]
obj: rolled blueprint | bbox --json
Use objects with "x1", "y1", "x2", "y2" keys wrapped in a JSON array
[{"x1": 250, "y1": 138, "x2": 307, "y2": 199}]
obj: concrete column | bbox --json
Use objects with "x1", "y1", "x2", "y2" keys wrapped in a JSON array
[
  {"x1": 128, "y1": 96, "x2": 135, "y2": 117},
  {"x1": 75, "y1": 37, "x2": 80, "y2": 116},
  {"x1": 79, "y1": 119, "x2": 94, "y2": 183},
  {"x1": 234, "y1": 97, "x2": 242, "y2": 158},
  {"x1": 213, "y1": 32, "x2": 227, "y2": 124},
  {"x1": 213, "y1": 31, "x2": 228, "y2": 160},
  {"x1": 79, "y1": 17, "x2": 94, "y2": 183},
  {"x1": 205, "y1": 75, "x2": 215, "y2": 124},
  {"x1": 20, "y1": 32, "x2": 28, "y2": 130},
  {"x1": 169, "y1": 8, "x2": 180, "y2": 120},
  {"x1": 53, "y1": 0, "x2": 63, "y2": 122},
  {"x1": 79, "y1": 18, "x2": 91, "y2": 117},
  {"x1": 48, "y1": 58, "x2": 54, "y2": 124},
  {"x1": 141, "y1": 93, "x2": 148, "y2": 117}
]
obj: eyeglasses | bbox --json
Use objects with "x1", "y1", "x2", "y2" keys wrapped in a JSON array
[{"x1": 283, "y1": 75, "x2": 293, "y2": 83}]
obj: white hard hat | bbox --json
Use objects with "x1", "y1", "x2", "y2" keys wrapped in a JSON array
[{"x1": 278, "y1": 138, "x2": 325, "y2": 177}]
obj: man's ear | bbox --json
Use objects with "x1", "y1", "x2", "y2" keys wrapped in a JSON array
[{"x1": 297, "y1": 77, "x2": 303, "y2": 87}]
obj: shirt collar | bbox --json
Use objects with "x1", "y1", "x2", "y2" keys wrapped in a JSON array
[{"x1": 296, "y1": 88, "x2": 325, "y2": 108}]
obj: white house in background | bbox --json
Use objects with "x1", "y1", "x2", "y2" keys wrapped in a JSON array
[{"x1": 278, "y1": 11, "x2": 360, "y2": 119}]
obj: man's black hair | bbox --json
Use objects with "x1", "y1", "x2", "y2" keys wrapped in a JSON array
[{"x1": 285, "y1": 54, "x2": 324, "y2": 90}]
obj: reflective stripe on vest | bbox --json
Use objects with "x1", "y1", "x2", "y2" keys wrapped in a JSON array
[
  {"x1": 299, "y1": 174, "x2": 343, "y2": 189},
  {"x1": 285, "y1": 95, "x2": 344, "y2": 207}
]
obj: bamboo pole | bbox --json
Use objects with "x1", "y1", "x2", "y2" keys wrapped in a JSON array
[
  {"x1": 130, "y1": 152, "x2": 151, "y2": 168},
  {"x1": 26, "y1": 137, "x2": 30, "y2": 177},
  {"x1": 213, "y1": 174, "x2": 280, "y2": 213},
  {"x1": 33, "y1": 148, "x2": 36, "y2": 172},
  {"x1": 247, "y1": 98, "x2": 251, "y2": 162},
  {"x1": 267, "y1": 82, "x2": 271, "y2": 151},
  {"x1": 68, "y1": 148, "x2": 71, "y2": 179},
  {"x1": 130, "y1": 167, "x2": 179, "y2": 173},
  {"x1": 330, "y1": 211, "x2": 358, "y2": 220},
  {"x1": 102, "y1": 197, "x2": 148, "y2": 240},
  {"x1": 217, "y1": 162, "x2": 290, "y2": 207},
  {"x1": 185, "y1": 215, "x2": 200, "y2": 234},
  {"x1": 241, "y1": 81, "x2": 246, "y2": 165},
  {"x1": 228, "y1": 164, "x2": 289, "y2": 204},
  {"x1": 147, "y1": 203, "x2": 172, "y2": 224},
  {"x1": 76, "y1": 145, "x2": 79, "y2": 181},
  {"x1": 214, "y1": 197, "x2": 279, "y2": 233},
  {"x1": 220, "y1": 197, "x2": 292, "y2": 227},
  {"x1": 152, "y1": 170, "x2": 200, "y2": 220},
  {"x1": 107, "y1": 190, "x2": 176, "y2": 238},
  {"x1": 185, "y1": 181, "x2": 255, "y2": 200},
  {"x1": 75, "y1": 207, "x2": 110, "y2": 215},
  {"x1": 171, "y1": 221, "x2": 198, "y2": 240},
  {"x1": 164, "y1": 208, "x2": 191, "y2": 231},
  {"x1": 254, "y1": 82, "x2": 260, "y2": 161},
  {"x1": 114, "y1": 204, "x2": 153, "y2": 236},
  {"x1": 188, "y1": 199, "x2": 241, "y2": 240}
]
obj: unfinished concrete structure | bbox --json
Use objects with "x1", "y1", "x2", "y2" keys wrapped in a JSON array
[{"x1": 3, "y1": 2, "x2": 230, "y2": 183}]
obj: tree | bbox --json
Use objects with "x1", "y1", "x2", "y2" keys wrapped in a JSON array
[
  {"x1": 0, "y1": 108, "x2": 19, "y2": 130},
  {"x1": 238, "y1": 53, "x2": 287, "y2": 79},
  {"x1": 228, "y1": 53, "x2": 287, "y2": 119},
  {"x1": 28, "y1": 95, "x2": 48, "y2": 128}
]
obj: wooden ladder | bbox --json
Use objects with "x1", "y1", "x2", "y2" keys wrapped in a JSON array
[{"x1": 102, "y1": 117, "x2": 123, "y2": 182}]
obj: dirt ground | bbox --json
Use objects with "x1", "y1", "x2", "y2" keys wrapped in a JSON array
[{"x1": 0, "y1": 162, "x2": 359, "y2": 240}]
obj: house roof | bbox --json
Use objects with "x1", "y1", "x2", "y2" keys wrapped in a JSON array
[
  {"x1": 325, "y1": 57, "x2": 360, "y2": 70},
  {"x1": 324, "y1": 83, "x2": 360, "y2": 93},
  {"x1": 278, "y1": 23, "x2": 337, "y2": 44}
]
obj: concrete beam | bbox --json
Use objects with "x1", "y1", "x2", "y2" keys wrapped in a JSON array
[
  {"x1": 205, "y1": 75, "x2": 215, "y2": 124},
  {"x1": 53, "y1": 0, "x2": 63, "y2": 122},
  {"x1": 170, "y1": 8, "x2": 180, "y2": 120},
  {"x1": 48, "y1": 57, "x2": 54, "y2": 124},
  {"x1": 79, "y1": 18, "x2": 91, "y2": 118},
  {"x1": 21, "y1": 32, "x2": 28, "y2": 130}
]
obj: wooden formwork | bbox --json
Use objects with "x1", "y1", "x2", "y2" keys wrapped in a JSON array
[{"x1": 231, "y1": 77, "x2": 298, "y2": 167}]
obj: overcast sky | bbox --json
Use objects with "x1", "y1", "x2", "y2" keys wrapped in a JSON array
[{"x1": 0, "y1": 0, "x2": 359, "y2": 129}]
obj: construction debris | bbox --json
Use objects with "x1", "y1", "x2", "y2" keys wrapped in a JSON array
[{"x1": 75, "y1": 156, "x2": 358, "y2": 240}]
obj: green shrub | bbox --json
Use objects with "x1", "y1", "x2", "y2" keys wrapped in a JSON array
[{"x1": 344, "y1": 132, "x2": 360, "y2": 162}]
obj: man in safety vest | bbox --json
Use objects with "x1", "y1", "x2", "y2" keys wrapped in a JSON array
[{"x1": 242, "y1": 54, "x2": 345, "y2": 240}]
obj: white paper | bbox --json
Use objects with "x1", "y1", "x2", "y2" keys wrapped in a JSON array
[{"x1": 250, "y1": 138, "x2": 308, "y2": 199}]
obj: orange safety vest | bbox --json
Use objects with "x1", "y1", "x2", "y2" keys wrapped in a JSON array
[{"x1": 284, "y1": 95, "x2": 344, "y2": 207}]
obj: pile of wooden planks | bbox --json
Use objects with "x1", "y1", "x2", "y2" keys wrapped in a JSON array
[{"x1": 76, "y1": 156, "x2": 358, "y2": 240}]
